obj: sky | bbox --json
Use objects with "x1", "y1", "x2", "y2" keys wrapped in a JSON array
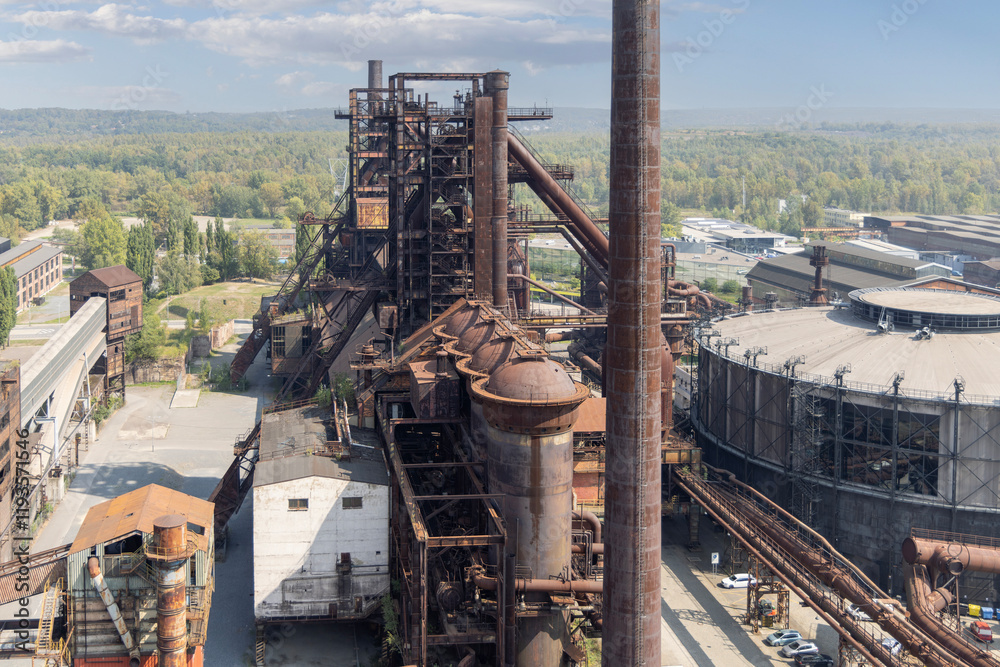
[{"x1": 0, "y1": 0, "x2": 997, "y2": 113}]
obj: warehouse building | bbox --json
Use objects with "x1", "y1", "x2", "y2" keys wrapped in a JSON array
[
  {"x1": 0, "y1": 239, "x2": 64, "y2": 312},
  {"x1": 866, "y1": 213, "x2": 1000, "y2": 260}
]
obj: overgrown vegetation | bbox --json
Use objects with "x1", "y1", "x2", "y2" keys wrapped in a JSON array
[
  {"x1": 314, "y1": 386, "x2": 332, "y2": 409},
  {"x1": 333, "y1": 373, "x2": 355, "y2": 404},
  {"x1": 92, "y1": 394, "x2": 124, "y2": 425}
]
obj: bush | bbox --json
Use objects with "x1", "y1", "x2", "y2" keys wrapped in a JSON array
[
  {"x1": 93, "y1": 395, "x2": 124, "y2": 425},
  {"x1": 315, "y1": 386, "x2": 332, "y2": 409},
  {"x1": 701, "y1": 277, "x2": 719, "y2": 293},
  {"x1": 721, "y1": 279, "x2": 740, "y2": 294},
  {"x1": 333, "y1": 373, "x2": 355, "y2": 404}
]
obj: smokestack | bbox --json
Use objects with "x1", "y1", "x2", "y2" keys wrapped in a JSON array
[
  {"x1": 484, "y1": 71, "x2": 509, "y2": 308},
  {"x1": 809, "y1": 245, "x2": 829, "y2": 305},
  {"x1": 474, "y1": 94, "x2": 494, "y2": 298},
  {"x1": 367, "y1": 60, "x2": 383, "y2": 90},
  {"x1": 604, "y1": 0, "x2": 662, "y2": 665},
  {"x1": 150, "y1": 515, "x2": 189, "y2": 667}
]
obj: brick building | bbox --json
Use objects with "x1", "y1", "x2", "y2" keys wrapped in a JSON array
[
  {"x1": 0, "y1": 239, "x2": 64, "y2": 312},
  {"x1": 70, "y1": 266, "x2": 143, "y2": 399},
  {"x1": 0, "y1": 363, "x2": 19, "y2": 563}
]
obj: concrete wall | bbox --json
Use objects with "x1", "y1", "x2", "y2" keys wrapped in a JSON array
[
  {"x1": 210, "y1": 320, "x2": 235, "y2": 349},
  {"x1": 253, "y1": 476, "x2": 389, "y2": 621},
  {"x1": 127, "y1": 357, "x2": 184, "y2": 385}
]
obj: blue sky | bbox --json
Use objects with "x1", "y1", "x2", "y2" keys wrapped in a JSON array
[{"x1": 0, "y1": 0, "x2": 996, "y2": 113}]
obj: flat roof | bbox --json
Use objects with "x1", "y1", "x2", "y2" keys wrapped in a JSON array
[
  {"x1": 856, "y1": 289, "x2": 1000, "y2": 316},
  {"x1": 711, "y1": 307, "x2": 1000, "y2": 399}
]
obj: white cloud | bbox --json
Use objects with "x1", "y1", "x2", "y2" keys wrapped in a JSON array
[
  {"x1": 0, "y1": 38, "x2": 90, "y2": 63},
  {"x1": 275, "y1": 70, "x2": 312, "y2": 86},
  {"x1": 300, "y1": 80, "x2": 340, "y2": 96},
  {"x1": 10, "y1": 4, "x2": 187, "y2": 43}
]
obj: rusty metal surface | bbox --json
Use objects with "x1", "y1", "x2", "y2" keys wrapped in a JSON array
[
  {"x1": 0, "y1": 543, "x2": 68, "y2": 605},
  {"x1": 603, "y1": 1, "x2": 662, "y2": 665},
  {"x1": 573, "y1": 397, "x2": 606, "y2": 434},
  {"x1": 474, "y1": 96, "x2": 494, "y2": 298},
  {"x1": 486, "y1": 71, "x2": 510, "y2": 307},
  {"x1": 70, "y1": 484, "x2": 213, "y2": 555},
  {"x1": 902, "y1": 535, "x2": 1000, "y2": 575},
  {"x1": 153, "y1": 516, "x2": 188, "y2": 667}
]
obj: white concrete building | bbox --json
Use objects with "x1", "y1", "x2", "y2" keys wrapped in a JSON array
[
  {"x1": 824, "y1": 207, "x2": 869, "y2": 227},
  {"x1": 253, "y1": 405, "x2": 390, "y2": 622}
]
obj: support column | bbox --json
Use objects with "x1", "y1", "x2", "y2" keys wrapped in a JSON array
[
  {"x1": 474, "y1": 95, "x2": 494, "y2": 298},
  {"x1": 485, "y1": 71, "x2": 509, "y2": 308},
  {"x1": 149, "y1": 515, "x2": 190, "y2": 667}
]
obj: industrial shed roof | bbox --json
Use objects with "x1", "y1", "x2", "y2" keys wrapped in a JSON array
[
  {"x1": 79, "y1": 265, "x2": 142, "y2": 288},
  {"x1": 69, "y1": 484, "x2": 213, "y2": 555},
  {"x1": 747, "y1": 255, "x2": 912, "y2": 296},
  {"x1": 255, "y1": 406, "x2": 388, "y2": 487}
]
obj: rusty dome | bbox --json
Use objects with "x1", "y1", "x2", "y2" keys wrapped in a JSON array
[
  {"x1": 456, "y1": 318, "x2": 499, "y2": 353},
  {"x1": 444, "y1": 304, "x2": 482, "y2": 338},
  {"x1": 487, "y1": 354, "x2": 578, "y2": 402},
  {"x1": 469, "y1": 335, "x2": 518, "y2": 374}
]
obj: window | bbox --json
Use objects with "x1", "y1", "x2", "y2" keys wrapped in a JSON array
[
  {"x1": 272, "y1": 327, "x2": 285, "y2": 357},
  {"x1": 343, "y1": 497, "x2": 362, "y2": 510},
  {"x1": 288, "y1": 498, "x2": 308, "y2": 511}
]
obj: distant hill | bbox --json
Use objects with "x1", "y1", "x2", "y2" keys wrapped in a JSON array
[{"x1": 3, "y1": 105, "x2": 1000, "y2": 138}]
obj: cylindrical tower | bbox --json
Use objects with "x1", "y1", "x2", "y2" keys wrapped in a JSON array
[
  {"x1": 367, "y1": 59, "x2": 383, "y2": 90},
  {"x1": 471, "y1": 353, "x2": 590, "y2": 666},
  {"x1": 484, "y1": 71, "x2": 510, "y2": 308},
  {"x1": 149, "y1": 514, "x2": 190, "y2": 667},
  {"x1": 605, "y1": 0, "x2": 663, "y2": 665}
]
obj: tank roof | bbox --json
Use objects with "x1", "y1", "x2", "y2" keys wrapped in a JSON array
[
  {"x1": 487, "y1": 354, "x2": 578, "y2": 402},
  {"x1": 710, "y1": 306, "x2": 1000, "y2": 401}
]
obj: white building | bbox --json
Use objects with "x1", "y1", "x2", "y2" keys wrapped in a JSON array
[
  {"x1": 253, "y1": 405, "x2": 390, "y2": 622},
  {"x1": 824, "y1": 207, "x2": 869, "y2": 228}
]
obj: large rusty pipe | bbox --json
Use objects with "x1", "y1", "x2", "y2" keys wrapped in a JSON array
[
  {"x1": 544, "y1": 330, "x2": 584, "y2": 343},
  {"x1": 509, "y1": 134, "x2": 609, "y2": 266},
  {"x1": 87, "y1": 557, "x2": 140, "y2": 664},
  {"x1": 572, "y1": 543, "x2": 605, "y2": 555},
  {"x1": 486, "y1": 71, "x2": 510, "y2": 307},
  {"x1": 508, "y1": 274, "x2": 597, "y2": 315},
  {"x1": 568, "y1": 343, "x2": 602, "y2": 377},
  {"x1": 904, "y1": 564, "x2": 991, "y2": 667},
  {"x1": 903, "y1": 536, "x2": 1000, "y2": 576},
  {"x1": 473, "y1": 568, "x2": 603, "y2": 594},
  {"x1": 604, "y1": 1, "x2": 662, "y2": 664},
  {"x1": 151, "y1": 515, "x2": 189, "y2": 667}
]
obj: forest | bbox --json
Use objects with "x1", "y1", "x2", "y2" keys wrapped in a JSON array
[{"x1": 1, "y1": 112, "x2": 1000, "y2": 255}]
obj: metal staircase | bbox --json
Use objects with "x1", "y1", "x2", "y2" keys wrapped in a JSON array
[{"x1": 33, "y1": 578, "x2": 68, "y2": 666}]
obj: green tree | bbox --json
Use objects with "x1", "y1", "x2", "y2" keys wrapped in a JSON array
[
  {"x1": 259, "y1": 182, "x2": 284, "y2": 218},
  {"x1": 0, "y1": 267, "x2": 17, "y2": 346},
  {"x1": 183, "y1": 217, "x2": 199, "y2": 256},
  {"x1": 126, "y1": 223, "x2": 155, "y2": 289},
  {"x1": 125, "y1": 313, "x2": 166, "y2": 362},
  {"x1": 80, "y1": 216, "x2": 127, "y2": 269},
  {"x1": 239, "y1": 230, "x2": 277, "y2": 279},
  {"x1": 660, "y1": 200, "x2": 682, "y2": 237},
  {"x1": 205, "y1": 220, "x2": 215, "y2": 254},
  {"x1": 721, "y1": 279, "x2": 740, "y2": 294},
  {"x1": 701, "y1": 277, "x2": 719, "y2": 293},
  {"x1": 157, "y1": 252, "x2": 203, "y2": 294}
]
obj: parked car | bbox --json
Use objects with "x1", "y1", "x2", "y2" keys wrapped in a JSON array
[
  {"x1": 794, "y1": 654, "x2": 835, "y2": 667},
  {"x1": 881, "y1": 637, "x2": 903, "y2": 656},
  {"x1": 847, "y1": 603, "x2": 873, "y2": 622},
  {"x1": 719, "y1": 573, "x2": 757, "y2": 589},
  {"x1": 970, "y1": 620, "x2": 994, "y2": 643},
  {"x1": 779, "y1": 640, "x2": 820, "y2": 658},
  {"x1": 764, "y1": 629, "x2": 802, "y2": 646}
]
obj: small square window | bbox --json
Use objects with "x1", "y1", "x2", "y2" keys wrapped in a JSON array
[
  {"x1": 288, "y1": 498, "x2": 308, "y2": 511},
  {"x1": 343, "y1": 497, "x2": 362, "y2": 510}
]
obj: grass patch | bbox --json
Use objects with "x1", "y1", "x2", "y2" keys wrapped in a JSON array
[{"x1": 154, "y1": 280, "x2": 279, "y2": 322}]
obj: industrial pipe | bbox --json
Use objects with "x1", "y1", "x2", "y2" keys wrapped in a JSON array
[
  {"x1": 508, "y1": 134, "x2": 609, "y2": 266},
  {"x1": 87, "y1": 557, "x2": 141, "y2": 665},
  {"x1": 903, "y1": 536, "x2": 1000, "y2": 576},
  {"x1": 544, "y1": 330, "x2": 583, "y2": 343},
  {"x1": 568, "y1": 343, "x2": 602, "y2": 378},
  {"x1": 904, "y1": 564, "x2": 991, "y2": 667},
  {"x1": 507, "y1": 274, "x2": 597, "y2": 316},
  {"x1": 572, "y1": 510, "x2": 602, "y2": 544},
  {"x1": 149, "y1": 515, "x2": 190, "y2": 667},
  {"x1": 472, "y1": 567, "x2": 603, "y2": 594},
  {"x1": 571, "y1": 543, "x2": 605, "y2": 555}
]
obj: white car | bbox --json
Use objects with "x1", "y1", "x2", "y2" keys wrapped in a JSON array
[
  {"x1": 847, "y1": 603, "x2": 873, "y2": 622},
  {"x1": 780, "y1": 640, "x2": 820, "y2": 658},
  {"x1": 881, "y1": 637, "x2": 902, "y2": 656},
  {"x1": 719, "y1": 573, "x2": 757, "y2": 589}
]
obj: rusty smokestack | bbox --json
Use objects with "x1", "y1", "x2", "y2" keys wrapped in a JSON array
[
  {"x1": 485, "y1": 71, "x2": 509, "y2": 308},
  {"x1": 367, "y1": 60, "x2": 383, "y2": 90},
  {"x1": 809, "y1": 245, "x2": 829, "y2": 305},
  {"x1": 474, "y1": 94, "x2": 494, "y2": 298},
  {"x1": 150, "y1": 515, "x2": 189, "y2": 667},
  {"x1": 604, "y1": 0, "x2": 662, "y2": 665}
]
